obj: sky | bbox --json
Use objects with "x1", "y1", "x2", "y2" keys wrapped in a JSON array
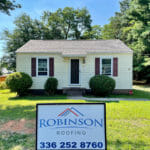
[{"x1": 0, "y1": 0, "x2": 120, "y2": 58}]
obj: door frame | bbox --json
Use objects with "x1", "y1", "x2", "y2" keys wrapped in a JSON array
[{"x1": 69, "y1": 58, "x2": 80, "y2": 86}]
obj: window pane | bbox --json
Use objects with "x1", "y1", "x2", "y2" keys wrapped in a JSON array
[
  {"x1": 38, "y1": 68, "x2": 47, "y2": 72},
  {"x1": 38, "y1": 72, "x2": 47, "y2": 75},
  {"x1": 102, "y1": 59, "x2": 111, "y2": 75},
  {"x1": 38, "y1": 59, "x2": 48, "y2": 76}
]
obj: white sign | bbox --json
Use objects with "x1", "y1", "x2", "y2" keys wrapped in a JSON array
[{"x1": 36, "y1": 103, "x2": 106, "y2": 150}]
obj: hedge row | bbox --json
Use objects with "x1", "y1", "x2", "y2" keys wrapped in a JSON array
[
  {"x1": 5, "y1": 72, "x2": 58, "y2": 96},
  {"x1": 5, "y1": 72, "x2": 115, "y2": 96}
]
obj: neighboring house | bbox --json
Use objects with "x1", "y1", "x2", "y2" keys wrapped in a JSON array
[
  {"x1": 16, "y1": 40, "x2": 133, "y2": 94},
  {"x1": 1, "y1": 68, "x2": 13, "y2": 75}
]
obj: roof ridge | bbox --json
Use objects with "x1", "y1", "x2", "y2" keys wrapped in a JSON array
[{"x1": 29, "y1": 39, "x2": 120, "y2": 42}]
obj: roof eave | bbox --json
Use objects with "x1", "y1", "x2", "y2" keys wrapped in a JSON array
[{"x1": 16, "y1": 51, "x2": 62, "y2": 54}]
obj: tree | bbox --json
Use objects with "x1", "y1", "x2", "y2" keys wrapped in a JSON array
[
  {"x1": 120, "y1": 0, "x2": 131, "y2": 14},
  {"x1": 82, "y1": 25, "x2": 102, "y2": 39},
  {"x1": 42, "y1": 7, "x2": 92, "y2": 39},
  {"x1": 101, "y1": 0, "x2": 150, "y2": 82},
  {"x1": 122, "y1": 0, "x2": 150, "y2": 82},
  {"x1": 2, "y1": 13, "x2": 53, "y2": 70},
  {"x1": 0, "y1": 0, "x2": 21, "y2": 15},
  {"x1": 101, "y1": 16, "x2": 122, "y2": 39},
  {"x1": 2, "y1": 8, "x2": 93, "y2": 70},
  {"x1": 101, "y1": 0, "x2": 131, "y2": 40}
]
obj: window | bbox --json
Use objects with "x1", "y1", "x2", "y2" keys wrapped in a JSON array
[
  {"x1": 38, "y1": 59, "x2": 48, "y2": 76},
  {"x1": 101, "y1": 58, "x2": 112, "y2": 75}
]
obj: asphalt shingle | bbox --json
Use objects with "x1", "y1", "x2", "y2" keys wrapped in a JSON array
[{"x1": 16, "y1": 39, "x2": 133, "y2": 55}]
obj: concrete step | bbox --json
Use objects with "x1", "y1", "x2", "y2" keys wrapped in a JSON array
[{"x1": 63, "y1": 88, "x2": 85, "y2": 96}]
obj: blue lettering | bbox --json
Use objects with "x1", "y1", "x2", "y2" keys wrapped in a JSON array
[
  {"x1": 39, "y1": 118, "x2": 103, "y2": 128},
  {"x1": 84, "y1": 119, "x2": 93, "y2": 126},
  {"x1": 64, "y1": 119, "x2": 67, "y2": 125},
  {"x1": 78, "y1": 119, "x2": 84, "y2": 125},
  {"x1": 68, "y1": 119, "x2": 77, "y2": 125},
  {"x1": 57, "y1": 119, "x2": 63, "y2": 125},
  {"x1": 94, "y1": 119, "x2": 103, "y2": 127},
  {"x1": 47, "y1": 119, "x2": 56, "y2": 126},
  {"x1": 40, "y1": 119, "x2": 47, "y2": 128}
]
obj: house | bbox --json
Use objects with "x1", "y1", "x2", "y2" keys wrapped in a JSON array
[
  {"x1": 1, "y1": 67, "x2": 13, "y2": 75},
  {"x1": 16, "y1": 40, "x2": 133, "y2": 94}
]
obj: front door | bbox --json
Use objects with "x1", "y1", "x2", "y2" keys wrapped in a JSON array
[{"x1": 71, "y1": 59, "x2": 79, "y2": 84}]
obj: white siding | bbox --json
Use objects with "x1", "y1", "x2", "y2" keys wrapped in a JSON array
[{"x1": 16, "y1": 53, "x2": 132, "y2": 90}]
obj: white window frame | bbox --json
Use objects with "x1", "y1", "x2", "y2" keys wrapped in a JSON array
[
  {"x1": 36, "y1": 57, "x2": 49, "y2": 77},
  {"x1": 100, "y1": 57, "x2": 113, "y2": 76}
]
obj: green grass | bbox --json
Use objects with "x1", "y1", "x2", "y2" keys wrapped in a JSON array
[
  {"x1": 86, "y1": 85, "x2": 150, "y2": 100},
  {"x1": 109, "y1": 85, "x2": 150, "y2": 99},
  {"x1": 0, "y1": 132, "x2": 34, "y2": 150},
  {"x1": 0, "y1": 88, "x2": 150, "y2": 150}
]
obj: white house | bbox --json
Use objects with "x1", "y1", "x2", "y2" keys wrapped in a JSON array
[{"x1": 16, "y1": 40, "x2": 133, "y2": 94}]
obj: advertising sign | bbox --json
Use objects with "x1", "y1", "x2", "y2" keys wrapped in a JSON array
[{"x1": 36, "y1": 103, "x2": 106, "y2": 150}]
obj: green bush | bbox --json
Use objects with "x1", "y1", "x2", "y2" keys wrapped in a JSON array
[
  {"x1": 44, "y1": 77, "x2": 58, "y2": 95},
  {"x1": 89, "y1": 75, "x2": 116, "y2": 96},
  {"x1": 0, "y1": 82, "x2": 8, "y2": 89},
  {"x1": 6, "y1": 72, "x2": 33, "y2": 96}
]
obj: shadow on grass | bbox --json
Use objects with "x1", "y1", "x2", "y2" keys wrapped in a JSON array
[
  {"x1": 109, "y1": 89, "x2": 150, "y2": 99},
  {"x1": 108, "y1": 139, "x2": 150, "y2": 149},
  {"x1": 0, "y1": 132, "x2": 35, "y2": 149},
  {"x1": 8, "y1": 95, "x2": 67, "y2": 101},
  {"x1": 85, "y1": 89, "x2": 150, "y2": 100},
  {"x1": 85, "y1": 100, "x2": 119, "y2": 103},
  {"x1": 0, "y1": 105, "x2": 36, "y2": 121}
]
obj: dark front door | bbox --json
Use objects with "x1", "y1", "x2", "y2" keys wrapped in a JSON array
[{"x1": 71, "y1": 59, "x2": 79, "y2": 84}]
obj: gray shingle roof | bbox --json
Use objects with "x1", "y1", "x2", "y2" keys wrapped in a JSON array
[{"x1": 16, "y1": 40, "x2": 133, "y2": 55}]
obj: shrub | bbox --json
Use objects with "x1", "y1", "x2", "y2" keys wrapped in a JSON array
[
  {"x1": 89, "y1": 75, "x2": 116, "y2": 96},
  {"x1": 0, "y1": 81, "x2": 8, "y2": 89},
  {"x1": 6, "y1": 72, "x2": 33, "y2": 96},
  {"x1": 44, "y1": 77, "x2": 58, "y2": 95}
]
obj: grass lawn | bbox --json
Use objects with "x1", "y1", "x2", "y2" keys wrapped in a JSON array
[
  {"x1": 86, "y1": 85, "x2": 150, "y2": 100},
  {"x1": 0, "y1": 87, "x2": 150, "y2": 150}
]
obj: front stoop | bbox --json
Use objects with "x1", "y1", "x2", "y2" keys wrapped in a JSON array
[{"x1": 63, "y1": 88, "x2": 85, "y2": 96}]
